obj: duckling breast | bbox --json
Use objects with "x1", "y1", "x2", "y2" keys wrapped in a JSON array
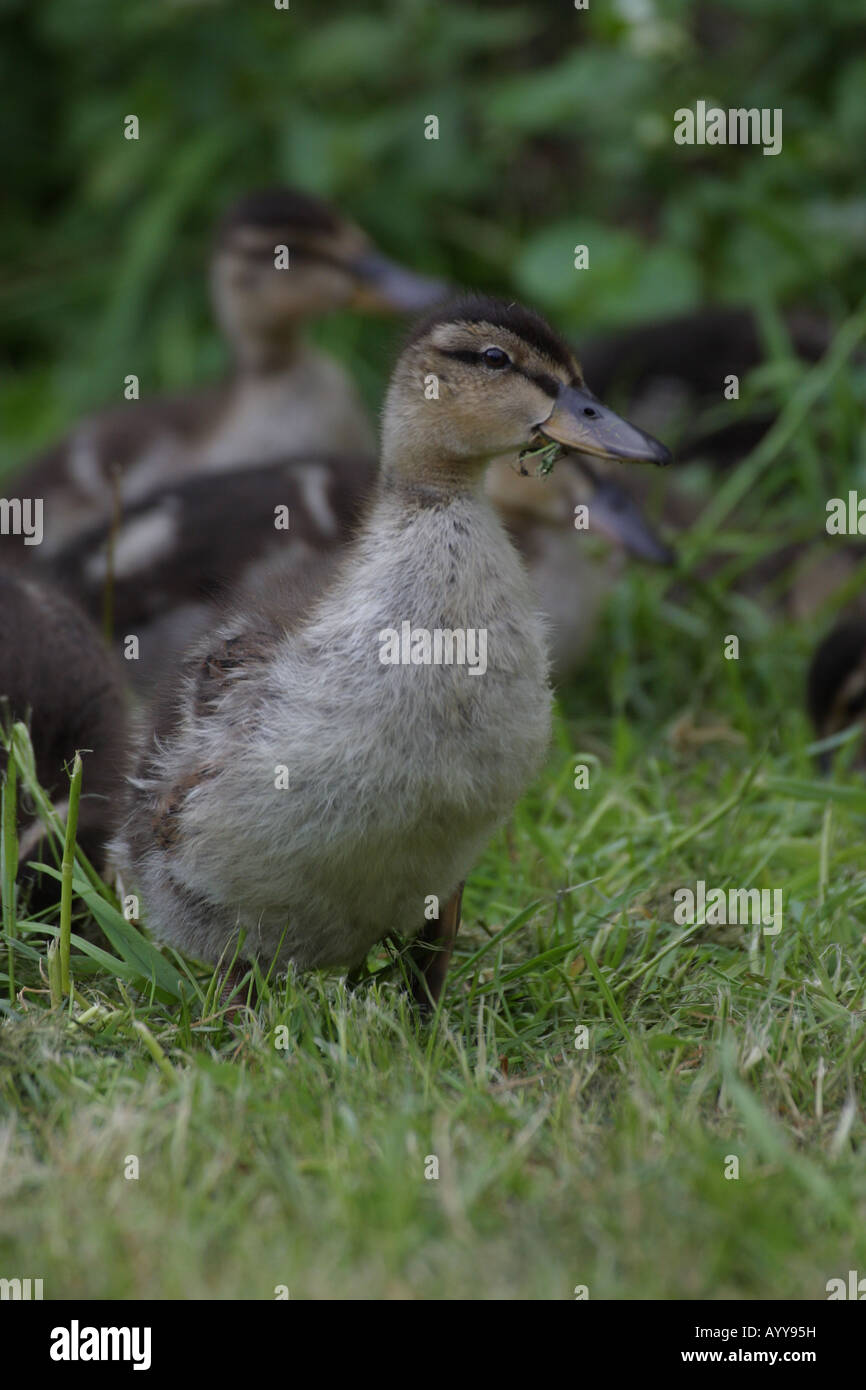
[
  {"x1": 120, "y1": 493, "x2": 552, "y2": 971},
  {"x1": 190, "y1": 350, "x2": 375, "y2": 475}
]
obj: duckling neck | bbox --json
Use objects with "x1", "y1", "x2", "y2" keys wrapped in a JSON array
[
  {"x1": 379, "y1": 442, "x2": 488, "y2": 505},
  {"x1": 231, "y1": 327, "x2": 303, "y2": 378}
]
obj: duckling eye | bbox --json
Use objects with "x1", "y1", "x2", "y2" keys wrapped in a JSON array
[{"x1": 482, "y1": 347, "x2": 510, "y2": 369}]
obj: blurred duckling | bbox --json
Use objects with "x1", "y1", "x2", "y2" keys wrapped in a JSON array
[
  {"x1": 113, "y1": 295, "x2": 669, "y2": 1007},
  {"x1": 46, "y1": 453, "x2": 375, "y2": 693},
  {"x1": 0, "y1": 572, "x2": 127, "y2": 905},
  {"x1": 580, "y1": 306, "x2": 832, "y2": 469},
  {"x1": 7, "y1": 188, "x2": 444, "y2": 557},
  {"x1": 807, "y1": 615, "x2": 866, "y2": 768},
  {"x1": 485, "y1": 452, "x2": 673, "y2": 679}
]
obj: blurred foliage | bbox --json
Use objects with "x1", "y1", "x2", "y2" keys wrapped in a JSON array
[{"x1": 0, "y1": 0, "x2": 864, "y2": 469}]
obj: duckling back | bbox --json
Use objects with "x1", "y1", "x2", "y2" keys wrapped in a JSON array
[{"x1": 45, "y1": 453, "x2": 375, "y2": 694}]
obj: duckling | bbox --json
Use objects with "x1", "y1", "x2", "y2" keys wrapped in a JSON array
[
  {"x1": 6, "y1": 188, "x2": 445, "y2": 557},
  {"x1": 580, "y1": 306, "x2": 832, "y2": 469},
  {"x1": 569, "y1": 306, "x2": 836, "y2": 598},
  {"x1": 113, "y1": 296, "x2": 669, "y2": 1006},
  {"x1": 0, "y1": 573, "x2": 127, "y2": 905},
  {"x1": 46, "y1": 453, "x2": 375, "y2": 694}
]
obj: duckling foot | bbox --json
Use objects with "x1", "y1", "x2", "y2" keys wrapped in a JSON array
[{"x1": 407, "y1": 883, "x2": 464, "y2": 1014}]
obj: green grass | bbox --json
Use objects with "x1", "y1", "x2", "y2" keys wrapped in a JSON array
[{"x1": 2, "y1": 617, "x2": 866, "y2": 1298}]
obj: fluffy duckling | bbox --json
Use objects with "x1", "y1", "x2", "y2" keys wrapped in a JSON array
[
  {"x1": 0, "y1": 573, "x2": 127, "y2": 903},
  {"x1": 7, "y1": 188, "x2": 444, "y2": 557},
  {"x1": 114, "y1": 296, "x2": 669, "y2": 1006}
]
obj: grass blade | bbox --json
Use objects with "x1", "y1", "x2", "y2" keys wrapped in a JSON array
[
  {"x1": 59, "y1": 753, "x2": 83, "y2": 996},
  {"x1": 1, "y1": 741, "x2": 18, "y2": 1001}
]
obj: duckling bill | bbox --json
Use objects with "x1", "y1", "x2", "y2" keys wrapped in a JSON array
[
  {"x1": 114, "y1": 296, "x2": 670, "y2": 1009},
  {"x1": 532, "y1": 381, "x2": 672, "y2": 466}
]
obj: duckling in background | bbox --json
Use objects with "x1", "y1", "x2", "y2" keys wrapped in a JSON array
[
  {"x1": 5, "y1": 188, "x2": 445, "y2": 557},
  {"x1": 113, "y1": 296, "x2": 670, "y2": 1007},
  {"x1": 45, "y1": 454, "x2": 375, "y2": 694},
  {"x1": 0, "y1": 573, "x2": 127, "y2": 905},
  {"x1": 807, "y1": 616, "x2": 866, "y2": 768},
  {"x1": 577, "y1": 305, "x2": 858, "y2": 631},
  {"x1": 580, "y1": 306, "x2": 831, "y2": 469},
  {"x1": 485, "y1": 453, "x2": 673, "y2": 679}
]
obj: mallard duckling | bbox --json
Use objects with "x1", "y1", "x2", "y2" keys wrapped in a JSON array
[
  {"x1": 46, "y1": 453, "x2": 375, "y2": 693},
  {"x1": 113, "y1": 296, "x2": 669, "y2": 1006},
  {"x1": 0, "y1": 573, "x2": 127, "y2": 904},
  {"x1": 8, "y1": 188, "x2": 444, "y2": 557},
  {"x1": 580, "y1": 306, "x2": 832, "y2": 469}
]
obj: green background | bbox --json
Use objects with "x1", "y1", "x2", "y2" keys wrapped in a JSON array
[{"x1": 2, "y1": 0, "x2": 863, "y2": 472}]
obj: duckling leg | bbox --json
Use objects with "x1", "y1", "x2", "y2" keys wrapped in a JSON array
[
  {"x1": 408, "y1": 883, "x2": 464, "y2": 1012},
  {"x1": 217, "y1": 960, "x2": 257, "y2": 1017}
]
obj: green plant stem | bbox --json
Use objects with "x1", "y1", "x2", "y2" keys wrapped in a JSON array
[
  {"x1": 59, "y1": 753, "x2": 83, "y2": 997},
  {"x1": 2, "y1": 748, "x2": 18, "y2": 1001},
  {"x1": 132, "y1": 1020, "x2": 176, "y2": 1081}
]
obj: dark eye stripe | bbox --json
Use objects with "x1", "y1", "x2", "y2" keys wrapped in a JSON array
[
  {"x1": 434, "y1": 349, "x2": 577, "y2": 400},
  {"x1": 436, "y1": 348, "x2": 488, "y2": 365},
  {"x1": 436, "y1": 346, "x2": 558, "y2": 391},
  {"x1": 526, "y1": 370, "x2": 561, "y2": 396},
  {"x1": 438, "y1": 347, "x2": 512, "y2": 369}
]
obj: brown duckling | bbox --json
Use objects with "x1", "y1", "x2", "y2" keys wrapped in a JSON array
[
  {"x1": 0, "y1": 572, "x2": 127, "y2": 905},
  {"x1": 112, "y1": 295, "x2": 670, "y2": 1008},
  {"x1": 45, "y1": 453, "x2": 375, "y2": 692},
  {"x1": 5, "y1": 188, "x2": 445, "y2": 558},
  {"x1": 580, "y1": 306, "x2": 832, "y2": 469}
]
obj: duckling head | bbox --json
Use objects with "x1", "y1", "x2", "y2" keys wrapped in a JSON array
[
  {"x1": 382, "y1": 295, "x2": 672, "y2": 490},
  {"x1": 212, "y1": 187, "x2": 446, "y2": 369}
]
